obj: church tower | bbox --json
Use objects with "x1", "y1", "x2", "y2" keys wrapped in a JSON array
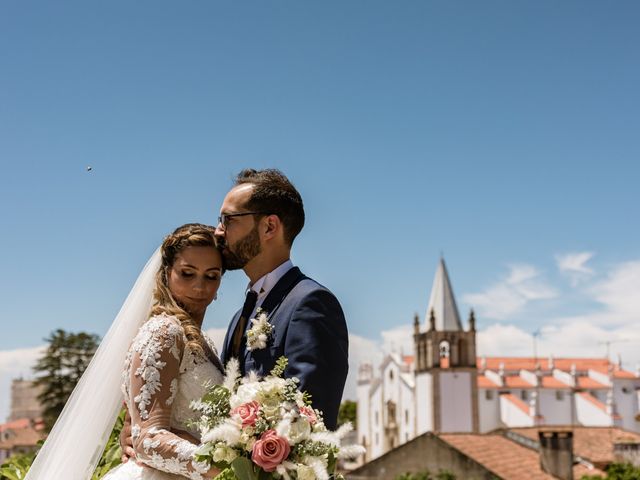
[{"x1": 414, "y1": 258, "x2": 479, "y2": 433}]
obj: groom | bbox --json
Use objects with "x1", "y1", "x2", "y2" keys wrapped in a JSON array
[{"x1": 215, "y1": 169, "x2": 348, "y2": 430}]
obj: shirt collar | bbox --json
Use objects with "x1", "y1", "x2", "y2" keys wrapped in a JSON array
[{"x1": 248, "y1": 259, "x2": 294, "y2": 302}]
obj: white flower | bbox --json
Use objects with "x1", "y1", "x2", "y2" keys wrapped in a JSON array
[
  {"x1": 201, "y1": 418, "x2": 242, "y2": 445},
  {"x1": 230, "y1": 382, "x2": 261, "y2": 408},
  {"x1": 297, "y1": 465, "x2": 316, "y2": 480},
  {"x1": 304, "y1": 456, "x2": 329, "y2": 480},
  {"x1": 223, "y1": 358, "x2": 241, "y2": 392},
  {"x1": 246, "y1": 311, "x2": 273, "y2": 351},
  {"x1": 277, "y1": 416, "x2": 311, "y2": 444},
  {"x1": 212, "y1": 445, "x2": 238, "y2": 464}
]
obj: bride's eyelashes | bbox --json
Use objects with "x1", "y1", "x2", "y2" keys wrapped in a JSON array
[{"x1": 180, "y1": 270, "x2": 220, "y2": 281}]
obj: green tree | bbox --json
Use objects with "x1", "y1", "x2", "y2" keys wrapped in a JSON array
[
  {"x1": 338, "y1": 400, "x2": 357, "y2": 428},
  {"x1": 32, "y1": 329, "x2": 100, "y2": 431},
  {"x1": 0, "y1": 449, "x2": 37, "y2": 480},
  {"x1": 581, "y1": 462, "x2": 640, "y2": 480}
]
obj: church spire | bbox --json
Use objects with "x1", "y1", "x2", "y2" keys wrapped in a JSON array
[{"x1": 425, "y1": 257, "x2": 463, "y2": 331}]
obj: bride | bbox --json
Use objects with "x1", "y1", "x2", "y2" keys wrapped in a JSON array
[{"x1": 26, "y1": 224, "x2": 224, "y2": 479}]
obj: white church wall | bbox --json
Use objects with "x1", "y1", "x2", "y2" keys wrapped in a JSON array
[
  {"x1": 399, "y1": 379, "x2": 415, "y2": 443},
  {"x1": 369, "y1": 384, "x2": 384, "y2": 459},
  {"x1": 415, "y1": 372, "x2": 433, "y2": 434},
  {"x1": 382, "y1": 362, "x2": 399, "y2": 407},
  {"x1": 478, "y1": 389, "x2": 501, "y2": 432},
  {"x1": 356, "y1": 382, "x2": 371, "y2": 457},
  {"x1": 439, "y1": 371, "x2": 473, "y2": 432}
]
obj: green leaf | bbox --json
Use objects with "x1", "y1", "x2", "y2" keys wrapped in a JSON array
[
  {"x1": 231, "y1": 457, "x2": 259, "y2": 480},
  {"x1": 215, "y1": 467, "x2": 240, "y2": 480},
  {"x1": 270, "y1": 357, "x2": 288, "y2": 377}
]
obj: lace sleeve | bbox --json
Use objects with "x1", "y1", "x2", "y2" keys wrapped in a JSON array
[{"x1": 126, "y1": 315, "x2": 213, "y2": 479}]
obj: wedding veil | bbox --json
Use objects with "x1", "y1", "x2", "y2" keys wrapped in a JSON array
[{"x1": 25, "y1": 248, "x2": 162, "y2": 479}]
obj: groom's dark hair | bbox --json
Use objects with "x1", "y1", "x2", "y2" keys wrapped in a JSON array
[{"x1": 235, "y1": 168, "x2": 305, "y2": 246}]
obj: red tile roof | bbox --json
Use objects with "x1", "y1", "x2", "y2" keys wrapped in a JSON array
[
  {"x1": 541, "y1": 376, "x2": 570, "y2": 388},
  {"x1": 611, "y1": 369, "x2": 637, "y2": 379},
  {"x1": 0, "y1": 418, "x2": 31, "y2": 432},
  {"x1": 0, "y1": 427, "x2": 43, "y2": 449},
  {"x1": 440, "y1": 433, "x2": 604, "y2": 479},
  {"x1": 477, "y1": 375, "x2": 500, "y2": 388},
  {"x1": 504, "y1": 376, "x2": 535, "y2": 388},
  {"x1": 478, "y1": 357, "x2": 610, "y2": 371},
  {"x1": 577, "y1": 377, "x2": 609, "y2": 389},
  {"x1": 477, "y1": 374, "x2": 580, "y2": 389},
  {"x1": 508, "y1": 427, "x2": 640, "y2": 468}
]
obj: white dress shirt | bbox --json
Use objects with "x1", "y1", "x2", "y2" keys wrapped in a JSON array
[{"x1": 247, "y1": 259, "x2": 294, "y2": 317}]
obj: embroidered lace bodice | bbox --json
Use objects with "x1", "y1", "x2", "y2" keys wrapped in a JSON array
[{"x1": 121, "y1": 313, "x2": 223, "y2": 479}]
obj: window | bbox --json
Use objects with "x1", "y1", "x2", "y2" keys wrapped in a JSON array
[
  {"x1": 389, "y1": 370, "x2": 394, "y2": 381},
  {"x1": 556, "y1": 390, "x2": 564, "y2": 401},
  {"x1": 485, "y1": 390, "x2": 494, "y2": 400},
  {"x1": 405, "y1": 409, "x2": 409, "y2": 424},
  {"x1": 439, "y1": 341, "x2": 450, "y2": 358},
  {"x1": 375, "y1": 433, "x2": 379, "y2": 445},
  {"x1": 622, "y1": 386, "x2": 631, "y2": 394},
  {"x1": 521, "y1": 390, "x2": 528, "y2": 401}
]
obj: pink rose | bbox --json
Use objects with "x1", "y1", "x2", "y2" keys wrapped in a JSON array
[
  {"x1": 299, "y1": 405, "x2": 318, "y2": 425},
  {"x1": 251, "y1": 429, "x2": 291, "y2": 472},
  {"x1": 231, "y1": 401, "x2": 260, "y2": 428}
]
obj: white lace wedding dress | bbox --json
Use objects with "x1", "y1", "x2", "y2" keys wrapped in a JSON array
[{"x1": 103, "y1": 313, "x2": 224, "y2": 480}]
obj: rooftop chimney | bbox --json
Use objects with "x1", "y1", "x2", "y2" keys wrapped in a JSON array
[
  {"x1": 613, "y1": 442, "x2": 640, "y2": 467},
  {"x1": 539, "y1": 431, "x2": 573, "y2": 480}
]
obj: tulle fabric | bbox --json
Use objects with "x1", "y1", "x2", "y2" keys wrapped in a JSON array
[{"x1": 25, "y1": 249, "x2": 162, "y2": 480}]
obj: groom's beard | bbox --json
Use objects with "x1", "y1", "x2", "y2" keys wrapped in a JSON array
[{"x1": 221, "y1": 224, "x2": 262, "y2": 270}]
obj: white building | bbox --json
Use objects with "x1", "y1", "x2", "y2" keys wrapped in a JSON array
[{"x1": 357, "y1": 258, "x2": 640, "y2": 462}]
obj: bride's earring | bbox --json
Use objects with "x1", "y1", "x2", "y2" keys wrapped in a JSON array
[{"x1": 214, "y1": 293, "x2": 218, "y2": 301}]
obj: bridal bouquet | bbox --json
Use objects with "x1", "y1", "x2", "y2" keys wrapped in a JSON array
[{"x1": 191, "y1": 357, "x2": 364, "y2": 480}]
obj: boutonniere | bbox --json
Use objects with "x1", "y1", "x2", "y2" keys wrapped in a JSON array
[{"x1": 246, "y1": 308, "x2": 274, "y2": 351}]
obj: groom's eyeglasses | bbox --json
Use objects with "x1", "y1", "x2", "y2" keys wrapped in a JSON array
[{"x1": 217, "y1": 212, "x2": 267, "y2": 229}]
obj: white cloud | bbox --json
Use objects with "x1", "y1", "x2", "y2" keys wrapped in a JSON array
[
  {"x1": 380, "y1": 324, "x2": 414, "y2": 357},
  {"x1": 589, "y1": 260, "x2": 640, "y2": 321},
  {"x1": 0, "y1": 345, "x2": 45, "y2": 423},
  {"x1": 342, "y1": 334, "x2": 382, "y2": 401},
  {"x1": 556, "y1": 251, "x2": 595, "y2": 286},
  {"x1": 477, "y1": 321, "x2": 640, "y2": 370},
  {"x1": 463, "y1": 264, "x2": 558, "y2": 320}
]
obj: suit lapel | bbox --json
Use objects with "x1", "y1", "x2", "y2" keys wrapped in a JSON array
[
  {"x1": 242, "y1": 267, "x2": 306, "y2": 362},
  {"x1": 222, "y1": 309, "x2": 242, "y2": 363},
  {"x1": 260, "y1": 267, "x2": 305, "y2": 315}
]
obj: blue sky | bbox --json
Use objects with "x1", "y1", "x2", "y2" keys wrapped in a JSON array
[{"x1": 1, "y1": 1, "x2": 640, "y2": 420}]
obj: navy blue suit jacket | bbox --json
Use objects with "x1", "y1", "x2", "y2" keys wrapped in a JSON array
[{"x1": 220, "y1": 267, "x2": 348, "y2": 430}]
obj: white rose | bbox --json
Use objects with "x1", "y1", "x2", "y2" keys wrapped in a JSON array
[
  {"x1": 212, "y1": 445, "x2": 238, "y2": 464},
  {"x1": 297, "y1": 465, "x2": 316, "y2": 480},
  {"x1": 230, "y1": 382, "x2": 260, "y2": 408},
  {"x1": 287, "y1": 418, "x2": 311, "y2": 444}
]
